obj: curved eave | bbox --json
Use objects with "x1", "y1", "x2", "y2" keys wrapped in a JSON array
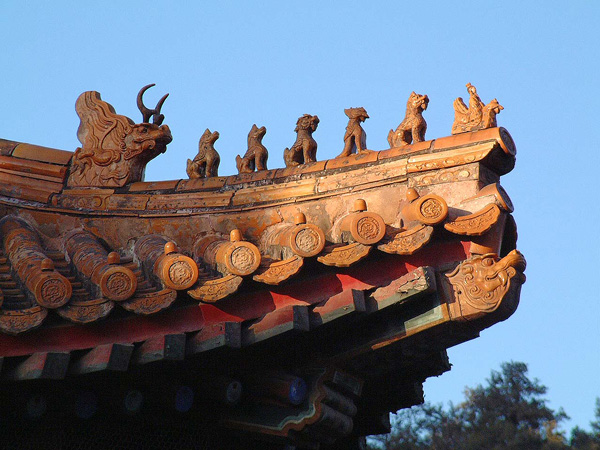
[{"x1": 0, "y1": 128, "x2": 515, "y2": 216}]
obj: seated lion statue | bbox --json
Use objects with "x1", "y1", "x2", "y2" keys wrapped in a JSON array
[
  {"x1": 283, "y1": 114, "x2": 320, "y2": 167},
  {"x1": 387, "y1": 92, "x2": 429, "y2": 147}
]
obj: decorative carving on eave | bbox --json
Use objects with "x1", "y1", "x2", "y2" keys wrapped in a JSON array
[
  {"x1": 224, "y1": 367, "x2": 361, "y2": 446},
  {"x1": 452, "y1": 83, "x2": 503, "y2": 135},
  {"x1": 135, "y1": 236, "x2": 198, "y2": 292},
  {"x1": 388, "y1": 91, "x2": 429, "y2": 147},
  {"x1": 338, "y1": 199, "x2": 386, "y2": 246},
  {"x1": 318, "y1": 242, "x2": 372, "y2": 268},
  {"x1": 188, "y1": 274, "x2": 243, "y2": 303},
  {"x1": 187, "y1": 230, "x2": 260, "y2": 303},
  {"x1": 378, "y1": 188, "x2": 447, "y2": 255},
  {"x1": 67, "y1": 85, "x2": 172, "y2": 188},
  {"x1": 57, "y1": 297, "x2": 114, "y2": 324},
  {"x1": 64, "y1": 230, "x2": 137, "y2": 301},
  {"x1": 260, "y1": 213, "x2": 326, "y2": 261},
  {"x1": 254, "y1": 213, "x2": 325, "y2": 285},
  {"x1": 284, "y1": 114, "x2": 320, "y2": 167},
  {"x1": 0, "y1": 306, "x2": 47, "y2": 335},
  {"x1": 444, "y1": 203, "x2": 501, "y2": 236},
  {"x1": 0, "y1": 216, "x2": 72, "y2": 309},
  {"x1": 195, "y1": 229, "x2": 261, "y2": 277},
  {"x1": 443, "y1": 183, "x2": 515, "y2": 252},
  {"x1": 378, "y1": 224, "x2": 434, "y2": 255},
  {"x1": 187, "y1": 128, "x2": 220, "y2": 178},
  {"x1": 120, "y1": 288, "x2": 177, "y2": 315},
  {"x1": 443, "y1": 250, "x2": 526, "y2": 323},
  {"x1": 319, "y1": 199, "x2": 384, "y2": 268}
]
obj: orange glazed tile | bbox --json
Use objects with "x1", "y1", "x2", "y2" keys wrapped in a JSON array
[
  {"x1": 12, "y1": 143, "x2": 73, "y2": 165},
  {"x1": 129, "y1": 180, "x2": 180, "y2": 192},
  {"x1": 378, "y1": 140, "x2": 432, "y2": 160},
  {"x1": 0, "y1": 139, "x2": 20, "y2": 156},
  {"x1": 225, "y1": 169, "x2": 277, "y2": 186},
  {"x1": 0, "y1": 155, "x2": 67, "y2": 179},
  {"x1": 232, "y1": 179, "x2": 315, "y2": 206},
  {"x1": 105, "y1": 194, "x2": 150, "y2": 210},
  {"x1": 274, "y1": 160, "x2": 327, "y2": 179},
  {"x1": 147, "y1": 191, "x2": 233, "y2": 210},
  {"x1": 325, "y1": 151, "x2": 379, "y2": 170},
  {"x1": 432, "y1": 127, "x2": 501, "y2": 151},
  {"x1": 177, "y1": 176, "x2": 228, "y2": 191}
]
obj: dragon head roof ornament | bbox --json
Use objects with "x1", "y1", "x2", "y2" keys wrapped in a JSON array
[{"x1": 67, "y1": 84, "x2": 172, "y2": 188}]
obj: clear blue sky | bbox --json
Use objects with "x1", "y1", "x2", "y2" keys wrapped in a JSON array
[{"x1": 2, "y1": 1, "x2": 599, "y2": 433}]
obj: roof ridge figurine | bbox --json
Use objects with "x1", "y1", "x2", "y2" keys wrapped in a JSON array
[
  {"x1": 236, "y1": 124, "x2": 268, "y2": 174},
  {"x1": 283, "y1": 114, "x2": 319, "y2": 167},
  {"x1": 452, "y1": 83, "x2": 504, "y2": 134},
  {"x1": 337, "y1": 107, "x2": 370, "y2": 158},
  {"x1": 187, "y1": 128, "x2": 220, "y2": 178},
  {"x1": 67, "y1": 84, "x2": 172, "y2": 188},
  {"x1": 387, "y1": 91, "x2": 429, "y2": 147}
]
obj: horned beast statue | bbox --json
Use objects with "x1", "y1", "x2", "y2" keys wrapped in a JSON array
[{"x1": 67, "y1": 84, "x2": 172, "y2": 188}]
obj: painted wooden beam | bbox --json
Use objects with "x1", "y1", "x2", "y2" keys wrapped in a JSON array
[
  {"x1": 5, "y1": 352, "x2": 70, "y2": 380},
  {"x1": 69, "y1": 343, "x2": 134, "y2": 375},
  {"x1": 310, "y1": 289, "x2": 366, "y2": 328},
  {"x1": 242, "y1": 305, "x2": 309, "y2": 346},
  {"x1": 132, "y1": 334, "x2": 185, "y2": 365},
  {"x1": 366, "y1": 266, "x2": 436, "y2": 312},
  {"x1": 186, "y1": 322, "x2": 241, "y2": 355}
]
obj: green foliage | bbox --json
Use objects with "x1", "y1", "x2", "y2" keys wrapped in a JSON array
[
  {"x1": 570, "y1": 399, "x2": 600, "y2": 449},
  {"x1": 369, "y1": 362, "x2": 599, "y2": 450}
]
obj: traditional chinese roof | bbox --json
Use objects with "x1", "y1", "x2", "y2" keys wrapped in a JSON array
[{"x1": 0, "y1": 86, "x2": 525, "y2": 449}]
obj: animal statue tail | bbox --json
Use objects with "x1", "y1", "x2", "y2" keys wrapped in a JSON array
[
  {"x1": 283, "y1": 147, "x2": 290, "y2": 163},
  {"x1": 387, "y1": 129, "x2": 395, "y2": 148},
  {"x1": 235, "y1": 155, "x2": 243, "y2": 173}
]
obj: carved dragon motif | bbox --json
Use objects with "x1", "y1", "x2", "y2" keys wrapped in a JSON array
[
  {"x1": 283, "y1": 114, "x2": 320, "y2": 167},
  {"x1": 187, "y1": 129, "x2": 220, "y2": 178},
  {"x1": 445, "y1": 250, "x2": 526, "y2": 323},
  {"x1": 67, "y1": 84, "x2": 172, "y2": 188},
  {"x1": 388, "y1": 92, "x2": 429, "y2": 147}
]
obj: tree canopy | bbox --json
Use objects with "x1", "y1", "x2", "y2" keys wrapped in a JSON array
[{"x1": 369, "y1": 362, "x2": 599, "y2": 450}]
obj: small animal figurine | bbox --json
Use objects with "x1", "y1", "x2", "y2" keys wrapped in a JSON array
[
  {"x1": 337, "y1": 107, "x2": 369, "y2": 158},
  {"x1": 187, "y1": 129, "x2": 220, "y2": 178},
  {"x1": 283, "y1": 114, "x2": 320, "y2": 167},
  {"x1": 236, "y1": 124, "x2": 268, "y2": 174},
  {"x1": 387, "y1": 92, "x2": 429, "y2": 147},
  {"x1": 451, "y1": 83, "x2": 503, "y2": 134}
]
